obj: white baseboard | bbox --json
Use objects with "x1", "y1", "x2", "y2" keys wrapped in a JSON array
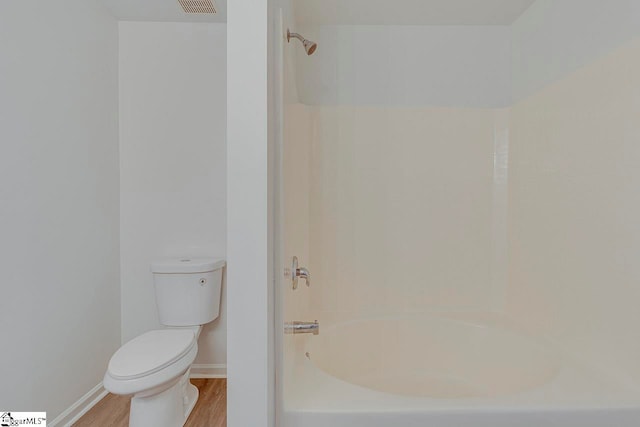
[
  {"x1": 190, "y1": 363, "x2": 227, "y2": 378},
  {"x1": 50, "y1": 382, "x2": 108, "y2": 427}
]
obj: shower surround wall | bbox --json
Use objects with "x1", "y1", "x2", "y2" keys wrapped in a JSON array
[
  {"x1": 509, "y1": 35, "x2": 640, "y2": 389},
  {"x1": 286, "y1": 0, "x2": 640, "y2": 392},
  {"x1": 308, "y1": 106, "x2": 508, "y2": 318},
  {"x1": 508, "y1": 0, "x2": 640, "y2": 385},
  {"x1": 290, "y1": 24, "x2": 513, "y2": 325}
]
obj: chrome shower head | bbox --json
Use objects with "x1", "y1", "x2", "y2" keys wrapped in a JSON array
[{"x1": 287, "y1": 29, "x2": 317, "y2": 56}]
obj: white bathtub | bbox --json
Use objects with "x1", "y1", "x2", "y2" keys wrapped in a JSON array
[{"x1": 282, "y1": 313, "x2": 640, "y2": 427}]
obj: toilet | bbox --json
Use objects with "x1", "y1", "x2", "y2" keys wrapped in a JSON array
[{"x1": 104, "y1": 257, "x2": 225, "y2": 427}]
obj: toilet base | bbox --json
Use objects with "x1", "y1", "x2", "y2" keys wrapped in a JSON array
[
  {"x1": 183, "y1": 382, "x2": 198, "y2": 421},
  {"x1": 129, "y1": 370, "x2": 199, "y2": 427}
]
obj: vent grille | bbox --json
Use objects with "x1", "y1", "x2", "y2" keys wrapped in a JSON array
[{"x1": 178, "y1": 0, "x2": 217, "y2": 14}]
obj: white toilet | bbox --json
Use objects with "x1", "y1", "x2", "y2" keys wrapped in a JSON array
[{"x1": 104, "y1": 257, "x2": 225, "y2": 427}]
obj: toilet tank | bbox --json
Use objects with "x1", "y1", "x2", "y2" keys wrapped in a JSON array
[{"x1": 151, "y1": 258, "x2": 226, "y2": 326}]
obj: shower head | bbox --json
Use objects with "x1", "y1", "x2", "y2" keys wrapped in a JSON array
[{"x1": 287, "y1": 29, "x2": 317, "y2": 56}]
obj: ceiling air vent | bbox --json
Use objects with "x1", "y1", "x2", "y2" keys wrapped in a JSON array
[{"x1": 178, "y1": 0, "x2": 217, "y2": 14}]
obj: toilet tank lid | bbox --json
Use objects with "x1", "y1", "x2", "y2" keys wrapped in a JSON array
[{"x1": 151, "y1": 257, "x2": 226, "y2": 274}]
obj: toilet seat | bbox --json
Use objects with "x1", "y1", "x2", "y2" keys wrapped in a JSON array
[
  {"x1": 104, "y1": 329, "x2": 199, "y2": 396},
  {"x1": 108, "y1": 329, "x2": 197, "y2": 380}
]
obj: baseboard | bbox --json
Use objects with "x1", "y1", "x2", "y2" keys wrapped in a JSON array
[
  {"x1": 190, "y1": 363, "x2": 227, "y2": 378},
  {"x1": 49, "y1": 382, "x2": 108, "y2": 427}
]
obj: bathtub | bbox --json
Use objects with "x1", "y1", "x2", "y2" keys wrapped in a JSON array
[{"x1": 282, "y1": 313, "x2": 640, "y2": 427}]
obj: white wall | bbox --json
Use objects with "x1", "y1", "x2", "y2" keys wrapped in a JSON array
[
  {"x1": 295, "y1": 25, "x2": 511, "y2": 108},
  {"x1": 228, "y1": 0, "x2": 273, "y2": 425},
  {"x1": 119, "y1": 22, "x2": 227, "y2": 366},
  {"x1": 511, "y1": 0, "x2": 640, "y2": 101},
  {"x1": 0, "y1": 0, "x2": 120, "y2": 420},
  {"x1": 295, "y1": 1, "x2": 640, "y2": 107}
]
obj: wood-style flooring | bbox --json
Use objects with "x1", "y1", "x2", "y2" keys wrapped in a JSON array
[{"x1": 73, "y1": 379, "x2": 226, "y2": 427}]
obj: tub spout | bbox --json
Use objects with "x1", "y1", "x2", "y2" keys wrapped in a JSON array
[{"x1": 285, "y1": 321, "x2": 319, "y2": 335}]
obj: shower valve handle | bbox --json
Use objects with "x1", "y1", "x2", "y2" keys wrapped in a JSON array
[
  {"x1": 297, "y1": 267, "x2": 311, "y2": 286},
  {"x1": 292, "y1": 256, "x2": 311, "y2": 289}
]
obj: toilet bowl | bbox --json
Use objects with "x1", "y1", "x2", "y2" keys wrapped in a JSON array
[{"x1": 104, "y1": 258, "x2": 225, "y2": 427}]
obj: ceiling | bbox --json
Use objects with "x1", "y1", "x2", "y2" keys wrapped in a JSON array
[
  {"x1": 100, "y1": 0, "x2": 535, "y2": 26},
  {"x1": 294, "y1": 0, "x2": 537, "y2": 26},
  {"x1": 100, "y1": 0, "x2": 227, "y2": 23}
]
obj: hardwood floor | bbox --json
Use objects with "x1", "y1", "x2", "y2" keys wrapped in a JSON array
[
  {"x1": 185, "y1": 379, "x2": 226, "y2": 427},
  {"x1": 73, "y1": 379, "x2": 226, "y2": 427}
]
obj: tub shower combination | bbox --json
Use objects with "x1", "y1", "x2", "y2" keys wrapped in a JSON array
[{"x1": 278, "y1": 3, "x2": 640, "y2": 426}]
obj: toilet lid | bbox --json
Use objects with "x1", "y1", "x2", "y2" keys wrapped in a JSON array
[{"x1": 108, "y1": 329, "x2": 196, "y2": 380}]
